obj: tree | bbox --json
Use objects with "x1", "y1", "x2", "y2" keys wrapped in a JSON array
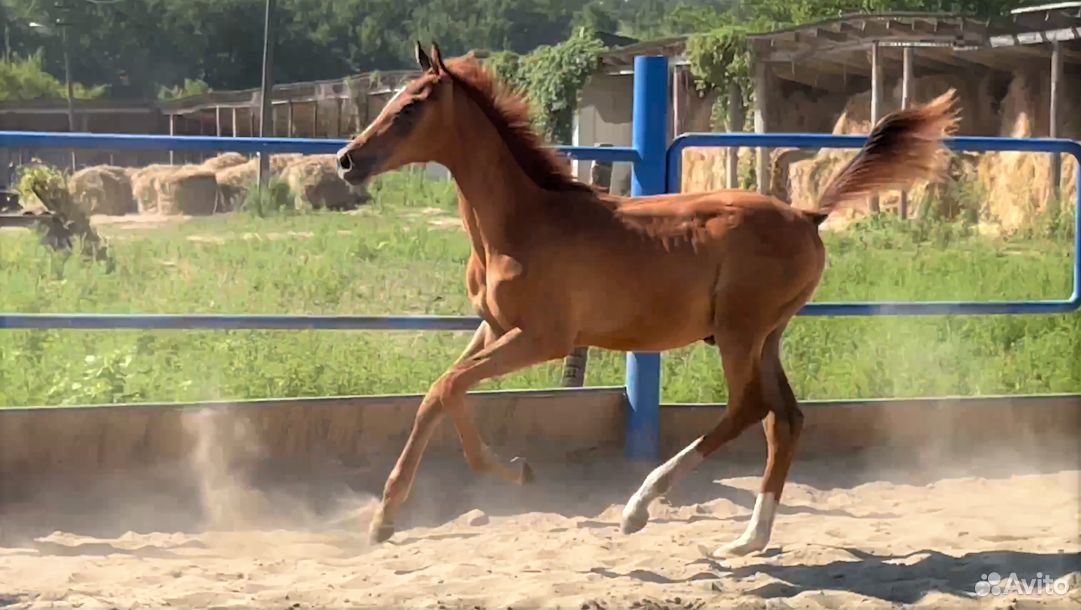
[
  {"x1": 158, "y1": 78, "x2": 211, "y2": 101},
  {"x1": 0, "y1": 52, "x2": 104, "y2": 101},
  {"x1": 572, "y1": 2, "x2": 619, "y2": 34},
  {"x1": 0, "y1": 0, "x2": 1040, "y2": 102}
]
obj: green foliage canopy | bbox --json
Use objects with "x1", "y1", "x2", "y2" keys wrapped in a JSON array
[
  {"x1": 0, "y1": 0, "x2": 1037, "y2": 109},
  {"x1": 681, "y1": 0, "x2": 1034, "y2": 123},
  {"x1": 0, "y1": 52, "x2": 105, "y2": 101},
  {"x1": 488, "y1": 28, "x2": 606, "y2": 144}
]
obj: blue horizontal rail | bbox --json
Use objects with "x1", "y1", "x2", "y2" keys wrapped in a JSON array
[
  {"x1": 0, "y1": 131, "x2": 634, "y2": 331},
  {"x1": 667, "y1": 132, "x2": 1081, "y2": 317},
  {"x1": 3, "y1": 131, "x2": 1080, "y2": 328},
  {"x1": 0, "y1": 131, "x2": 639, "y2": 163},
  {"x1": 0, "y1": 314, "x2": 482, "y2": 331}
]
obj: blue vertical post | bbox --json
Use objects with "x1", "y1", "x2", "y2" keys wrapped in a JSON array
[{"x1": 625, "y1": 55, "x2": 668, "y2": 462}]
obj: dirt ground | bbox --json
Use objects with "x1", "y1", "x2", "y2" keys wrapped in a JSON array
[{"x1": 1, "y1": 445, "x2": 1078, "y2": 610}]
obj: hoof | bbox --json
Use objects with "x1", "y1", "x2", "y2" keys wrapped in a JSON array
[
  {"x1": 713, "y1": 537, "x2": 768, "y2": 557},
  {"x1": 368, "y1": 521, "x2": 395, "y2": 544},
  {"x1": 619, "y1": 504, "x2": 649, "y2": 535},
  {"x1": 512, "y1": 457, "x2": 534, "y2": 484}
]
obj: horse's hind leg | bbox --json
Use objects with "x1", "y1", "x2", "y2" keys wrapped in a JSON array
[
  {"x1": 621, "y1": 325, "x2": 770, "y2": 534},
  {"x1": 713, "y1": 324, "x2": 804, "y2": 557}
]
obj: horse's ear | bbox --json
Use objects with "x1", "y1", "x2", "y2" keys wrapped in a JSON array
[
  {"x1": 430, "y1": 42, "x2": 448, "y2": 74},
  {"x1": 414, "y1": 41, "x2": 433, "y2": 72}
]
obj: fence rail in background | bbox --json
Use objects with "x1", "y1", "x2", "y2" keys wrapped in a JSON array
[
  {"x1": 3, "y1": 54, "x2": 1080, "y2": 464},
  {"x1": 0, "y1": 131, "x2": 641, "y2": 165},
  {"x1": 0, "y1": 56, "x2": 663, "y2": 461},
  {"x1": 0, "y1": 136, "x2": 637, "y2": 336}
]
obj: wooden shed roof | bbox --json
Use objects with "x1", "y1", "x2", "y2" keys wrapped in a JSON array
[
  {"x1": 990, "y1": 1, "x2": 1081, "y2": 47},
  {"x1": 748, "y1": 10, "x2": 1081, "y2": 93},
  {"x1": 598, "y1": 36, "x2": 688, "y2": 71},
  {"x1": 159, "y1": 69, "x2": 422, "y2": 115}
]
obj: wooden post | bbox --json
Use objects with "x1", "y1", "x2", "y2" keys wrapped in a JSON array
[
  {"x1": 198, "y1": 112, "x2": 208, "y2": 163},
  {"x1": 561, "y1": 145, "x2": 613, "y2": 387},
  {"x1": 727, "y1": 82, "x2": 743, "y2": 189},
  {"x1": 899, "y1": 45, "x2": 913, "y2": 220},
  {"x1": 1050, "y1": 40, "x2": 1062, "y2": 211},
  {"x1": 362, "y1": 90, "x2": 371, "y2": 127},
  {"x1": 215, "y1": 106, "x2": 223, "y2": 137},
  {"x1": 336, "y1": 98, "x2": 343, "y2": 137},
  {"x1": 231, "y1": 107, "x2": 239, "y2": 136},
  {"x1": 248, "y1": 108, "x2": 256, "y2": 138},
  {"x1": 561, "y1": 347, "x2": 590, "y2": 387},
  {"x1": 75, "y1": 115, "x2": 86, "y2": 168},
  {"x1": 287, "y1": 100, "x2": 294, "y2": 138},
  {"x1": 752, "y1": 61, "x2": 769, "y2": 195},
  {"x1": 168, "y1": 114, "x2": 176, "y2": 165},
  {"x1": 256, "y1": 0, "x2": 276, "y2": 187},
  {"x1": 868, "y1": 41, "x2": 882, "y2": 214},
  {"x1": 312, "y1": 100, "x2": 320, "y2": 138}
]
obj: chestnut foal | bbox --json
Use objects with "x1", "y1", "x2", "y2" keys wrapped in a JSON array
[{"x1": 336, "y1": 42, "x2": 959, "y2": 553}]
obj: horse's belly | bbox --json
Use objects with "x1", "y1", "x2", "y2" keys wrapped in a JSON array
[{"x1": 577, "y1": 289, "x2": 715, "y2": 352}]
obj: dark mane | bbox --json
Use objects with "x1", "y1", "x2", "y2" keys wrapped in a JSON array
[{"x1": 443, "y1": 56, "x2": 594, "y2": 193}]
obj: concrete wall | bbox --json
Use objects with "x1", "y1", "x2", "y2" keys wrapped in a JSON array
[
  {"x1": 661, "y1": 394, "x2": 1081, "y2": 461},
  {"x1": 573, "y1": 73, "x2": 634, "y2": 191},
  {"x1": 572, "y1": 66, "x2": 717, "y2": 195},
  {"x1": 2, "y1": 390, "x2": 1077, "y2": 504},
  {"x1": 0, "y1": 388, "x2": 625, "y2": 503}
]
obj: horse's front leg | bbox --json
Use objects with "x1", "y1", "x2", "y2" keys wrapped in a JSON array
[{"x1": 369, "y1": 325, "x2": 571, "y2": 544}]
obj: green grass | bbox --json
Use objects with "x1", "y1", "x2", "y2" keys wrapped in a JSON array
[{"x1": 1, "y1": 168, "x2": 1078, "y2": 407}]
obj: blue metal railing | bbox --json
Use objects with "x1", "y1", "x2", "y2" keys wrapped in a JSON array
[
  {"x1": 0, "y1": 131, "x2": 641, "y2": 165},
  {"x1": 2, "y1": 54, "x2": 1079, "y2": 462},
  {"x1": 0, "y1": 139, "x2": 638, "y2": 336},
  {"x1": 666, "y1": 134, "x2": 1081, "y2": 317},
  {"x1": 0, "y1": 56, "x2": 666, "y2": 461}
]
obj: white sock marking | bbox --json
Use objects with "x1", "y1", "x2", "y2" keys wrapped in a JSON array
[
  {"x1": 716, "y1": 492, "x2": 777, "y2": 556},
  {"x1": 622, "y1": 438, "x2": 705, "y2": 532}
]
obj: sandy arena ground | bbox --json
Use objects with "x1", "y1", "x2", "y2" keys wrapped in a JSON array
[{"x1": 1, "y1": 441, "x2": 1079, "y2": 610}]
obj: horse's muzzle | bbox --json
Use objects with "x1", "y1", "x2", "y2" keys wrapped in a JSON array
[{"x1": 336, "y1": 148, "x2": 374, "y2": 186}]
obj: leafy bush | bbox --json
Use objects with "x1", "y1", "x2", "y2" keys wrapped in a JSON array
[
  {"x1": 15, "y1": 161, "x2": 67, "y2": 209},
  {"x1": 686, "y1": 25, "x2": 756, "y2": 124},
  {"x1": 0, "y1": 52, "x2": 106, "y2": 101},
  {"x1": 240, "y1": 177, "x2": 295, "y2": 217},
  {"x1": 158, "y1": 78, "x2": 211, "y2": 101},
  {"x1": 487, "y1": 28, "x2": 605, "y2": 144}
]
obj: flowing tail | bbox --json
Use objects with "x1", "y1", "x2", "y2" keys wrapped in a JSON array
[{"x1": 804, "y1": 88, "x2": 960, "y2": 226}]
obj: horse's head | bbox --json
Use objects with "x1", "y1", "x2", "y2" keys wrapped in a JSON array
[{"x1": 336, "y1": 42, "x2": 455, "y2": 186}]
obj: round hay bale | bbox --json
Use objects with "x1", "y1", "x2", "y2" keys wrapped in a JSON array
[
  {"x1": 155, "y1": 167, "x2": 220, "y2": 215},
  {"x1": 216, "y1": 163, "x2": 255, "y2": 211},
  {"x1": 130, "y1": 164, "x2": 176, "y2": 214},
  {"x1": 269, "y1": 153, "x2": 304, "y2": 173},
  {"x1": 279, "y1": 154, "x2": 369, "y2": 211},
  {"x1": 201, "y1": 152, "x2": 248, "y2": 172},
  {"x1": 68, "y1": 165, "x2": 136, "y2": 215},
  {"x1": 132, "y1": 165, "x2": 220, "y2": 215},
  {"x1": 214, "y1": 154, "x2": 307, "y2": 211}
]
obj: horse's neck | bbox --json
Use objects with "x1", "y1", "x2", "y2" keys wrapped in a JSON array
[{"x1": 440, "y1": 112, "x2": 543, "y2": 253}]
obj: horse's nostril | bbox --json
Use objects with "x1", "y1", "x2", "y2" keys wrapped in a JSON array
[{"x1": 337, "y1": 153, "x2": 352, "y2": 171}]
